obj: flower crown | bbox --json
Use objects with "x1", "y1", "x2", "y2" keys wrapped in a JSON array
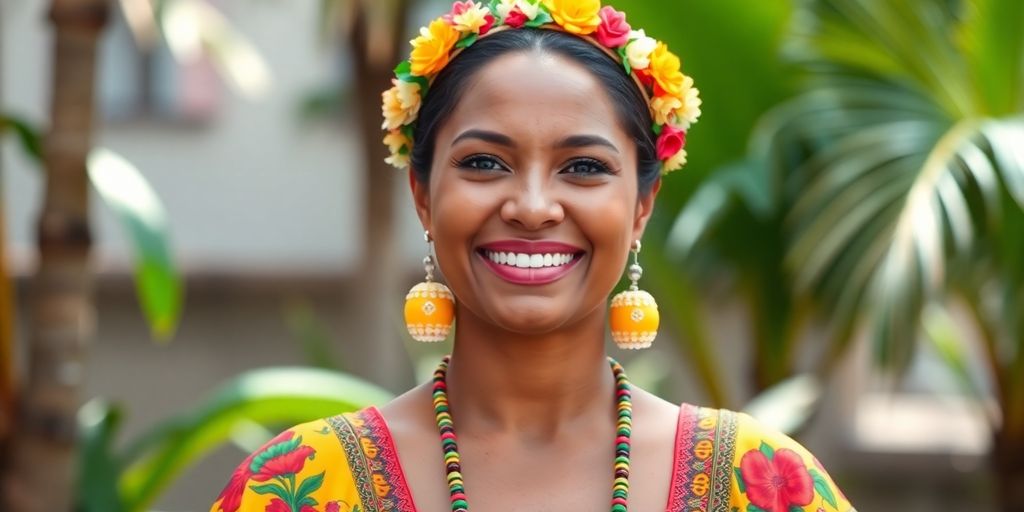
[{"x1": 381, "y1": 0, "x2": 702, "y2": 175}]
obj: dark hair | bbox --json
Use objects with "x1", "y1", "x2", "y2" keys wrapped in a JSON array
[{"x1": 408, "y1": 28, "x2": 661, "y2": 195}]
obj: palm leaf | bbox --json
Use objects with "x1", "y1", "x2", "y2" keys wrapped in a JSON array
[{"x1": 775, "y1": 0, "x2": 1024, "y2": 380}]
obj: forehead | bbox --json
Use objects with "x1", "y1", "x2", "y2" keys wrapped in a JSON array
[{"x1": 437, "y1": 51, "x2": 628, "y2": 146}]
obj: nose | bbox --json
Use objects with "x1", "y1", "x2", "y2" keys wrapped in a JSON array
[{"x1": 499, "y1": 172, "x2": 565, "y2": 231}]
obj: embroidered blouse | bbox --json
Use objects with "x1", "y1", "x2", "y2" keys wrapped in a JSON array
[{"x1": 210, "y1": 404, "x2": 856, "y2": 512}]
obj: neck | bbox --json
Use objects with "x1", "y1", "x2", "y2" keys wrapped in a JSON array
[{"x1": 444, "y1": 307, "x2": 616, "y2": 438}]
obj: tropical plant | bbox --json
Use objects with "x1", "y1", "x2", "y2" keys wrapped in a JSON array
[
  {"x1": 77, "y1": 366, "x2": 393, "y2": 512},
  {"x1": 677, "y1": 0, "x2": 1023, "y2": 508}
]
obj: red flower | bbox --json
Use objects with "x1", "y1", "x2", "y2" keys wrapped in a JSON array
[
  {"x1": 595, "y1": 6, "x2": 630, "y2": 48},
  {"x1": 325, "y1": 502, "x2": 342, "y2": 512},
  {"x1": 479, "y1": 13, "x2": 496, "y2": 35},
  {"x1": 214, "y1": 430, "x2": 296, "y2": 512},
  {"x1": 265, "y1": 499, "x2": 290, "y2": 512},
  {"x1": 739, "y1": 448, "x2": 815, "y2": 512},
  {"x1": 656, "y1": 124, "x2": 686, "y2": 160},
  {"x1": 505, "y1": 8, "x2": 528, "y2": 28},
  {"x1": 253, "y1": 445, "x2": 316, "y2": 481}
]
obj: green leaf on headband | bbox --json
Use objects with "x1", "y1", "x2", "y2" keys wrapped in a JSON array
[
  {"x1": 393, "y1": 60, "x2": 411, "y2": 77},
  {"x1": 486, "y1": 0, "x2": 500, "y2": 16},
  {"x1": 652, "y1": 123, "x2": 663, "y2": 136},
  {"x1": 400, "y1": 124, "x2": 416, "y2": 142},
  {"x1": 525, "y1": 10, "x2": 553, "y2": 28},
  {"x1": 617, "y1": 46, "x2": 631, "y2": 75},
  {"x1": 456, "y1": 33, "x2": 478, "y2": 49},
  {"x1": 393, "y1": 60, "x2": 429, "y2": 93}
]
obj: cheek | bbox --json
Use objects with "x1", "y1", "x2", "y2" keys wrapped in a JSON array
[
  {"x1": 571, "y1": 188, "x2": 636, "y2": 279},
  {"x1": 425, "y1": 174, "x2": 492, "y2": 276}
]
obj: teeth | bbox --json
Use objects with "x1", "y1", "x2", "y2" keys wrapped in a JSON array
[{"x1": 483, "y1": 250, "x2": 577, "y2": 269}]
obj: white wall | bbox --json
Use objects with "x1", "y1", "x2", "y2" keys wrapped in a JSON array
[{"x1": 2, "y1": 0, "x2": 425, "y2": 276}]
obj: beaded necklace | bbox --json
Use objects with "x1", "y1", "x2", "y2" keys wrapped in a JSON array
[{"x1": 431, "y1": 355, "x2": 633, "y2": 512}]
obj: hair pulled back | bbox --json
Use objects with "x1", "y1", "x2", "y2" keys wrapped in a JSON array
[{"x1": 408, "y1": 28, "x2": 661, "y2": 195}]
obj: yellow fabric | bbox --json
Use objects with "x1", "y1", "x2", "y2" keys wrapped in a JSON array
[
  {"x1": 728, "y1": 411, "x2": 855, "y2": 512},
  {"x1": 209, "y1": 406, "x2": 855, "y2": 512}
]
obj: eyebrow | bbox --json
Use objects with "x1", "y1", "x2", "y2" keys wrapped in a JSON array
[{"x1": 450, "y1": 130, "x2": 620, "y2": 154}]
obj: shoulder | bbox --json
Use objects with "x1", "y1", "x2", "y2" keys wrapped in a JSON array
[
  {"x1": 209, "y1": 411, "x2": 375, "y2": 512},
  {"x1": 670, "y1": 404, "x2": 856, "y2": 512}
]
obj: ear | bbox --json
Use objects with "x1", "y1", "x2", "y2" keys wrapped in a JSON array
[
  {"x1": 409, "y1": 169, "x2": 432, "y2": 232},
  {"x1": 631, "y1": 178, "x2": 661, "y2": 242}
]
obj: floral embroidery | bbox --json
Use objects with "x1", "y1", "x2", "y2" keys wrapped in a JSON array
[{"x1": 737, "y1": 443, "x2": 815, "y2": 512}]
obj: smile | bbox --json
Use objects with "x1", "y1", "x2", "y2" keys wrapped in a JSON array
[{"x1": 476, "y1": 240, "x2": 585, "y2": 286}]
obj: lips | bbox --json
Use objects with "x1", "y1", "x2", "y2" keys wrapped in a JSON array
[{"x1": 476, "y1": 240, "x2": 585, "y2": 285}]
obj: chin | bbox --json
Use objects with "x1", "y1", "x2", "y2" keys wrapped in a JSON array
[{"x1": 482, "y1": 296, "x2": 591, "y2": 336}]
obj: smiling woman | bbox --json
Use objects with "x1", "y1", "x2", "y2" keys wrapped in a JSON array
[{"x1": 210, "y1": 2, "x2": 855, "y2": 512}]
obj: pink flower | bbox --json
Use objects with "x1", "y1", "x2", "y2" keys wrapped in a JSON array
[
  {"x1": 739, "y1": 448, "x2": 815, "y2": 512},
  {"x1": 656, "y1": 124, "x2": 686, "y2": 160},
  {"x1": 325, "y1": 503, "x2": 342, "y2": 512},
  {"x1": 595, "y1": 6, "x2": 630, "y2": 48},
  {"x1": 505, "y1": 8, "x2": 528, "y2": 28},
  {"x1": 443, "y1": 1, "x2": 474, "y2": 22}
]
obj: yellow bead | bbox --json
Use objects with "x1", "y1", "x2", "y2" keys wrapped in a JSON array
[
  {"x1": 405, "y1": 282, "x2": 455, "y2": 342},
  {"x1": 609, "y1": 289, "x2": 658, "y2": 349}
]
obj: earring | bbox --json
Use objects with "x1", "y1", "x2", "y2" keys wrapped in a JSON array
[
  {"x1": 404, "y1": 230, "x2": 455, "y2": 342},
  {"x1": 609, "y1": 240, "x2": 659, "y2": 349}
]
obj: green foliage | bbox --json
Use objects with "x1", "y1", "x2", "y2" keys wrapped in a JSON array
[
  {"x1": 1, "y1": 116, "x2": 184, "y2": 342},
  {"x1": 609, "y1": 0, "x2": 798, "y2": 405},
  {"x1": 76, "y1": 367, "x2": 393, "y2": 512},
  {"x1": 87, "y1": 148, "x2": 183, "y2": 341}
]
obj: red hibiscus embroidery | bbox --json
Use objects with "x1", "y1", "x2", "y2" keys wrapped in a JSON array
[
  {"x1": 253, "y1": 445, "x2": 316, "y2": 481},
  {"x1": 214, "y1": 430, "x2": 296, "y2": 512},
  {"x1": 656, "y1": 124, "x2": 686, "y2": 160},
  {"x1": 595, "y1": 6, "x2": 631, "y2": 48},
  {"x1": 505, "y1": 8, "x2": 528, "y2": 28},
  {"x1": 265, "y1": 499, "x2": 291, "y2": 512},
  {"x1": 739, "y1": 447, "x2": 815, "y2": 512}
]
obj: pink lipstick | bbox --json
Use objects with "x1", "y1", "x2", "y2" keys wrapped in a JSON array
[{"x1": 476, "y1": 240, "x2": 585, "y2": 285}]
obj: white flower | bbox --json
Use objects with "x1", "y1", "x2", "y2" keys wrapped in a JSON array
[
  {"x1": 676, "y1": 76, "x2": 702, "y2": 128},
  {"x1": 381, "y1": 79, "x2": 422, "y2": 130},
  {"x1": 625, "y1": 29, "x2": 657, "y2": 70},
  {"x1": 662, "y1": 147, "x2": 687, "y2": 174},
  {"x1": 452, "y1": 2, "x2": 492, "y2": 33},
  {"x1": 496, "y1": 0, "x2": 540, "y2": 20}
]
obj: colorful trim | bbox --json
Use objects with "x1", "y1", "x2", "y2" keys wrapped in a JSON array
[
  {"x1": 327, "y1": 407, "x2": 418, "y2": 512},
  {"x1": 667, "y1": 404, "x2": 738, "y2": 512}
]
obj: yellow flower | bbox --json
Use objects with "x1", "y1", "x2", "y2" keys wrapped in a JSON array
[
  {"x1": 676, "y1": 75, "x2": 702, "y2": 128},
  {"x1": 650, "y1": 95, "x2": 682, "y2": 126},
  {"x1": 662, "y1": 148, "x2": 687, "y2": 174},
  {"x1": 650, "y1": 75, "x2": 702, "y2": 129},
  {"x1": 624, "y1": 29, "x2": 657, "y2": 70},
  {"x1": 384, "y1": 129, "x2": 413, "y2": 168},
  {"x1": 381, "y1": 79, "x2": 422, "y2": 130},
  {"x1": 410, "y1": 18, "x2": 460, "y2": 77},
  {"x1": 543, "y1": 0, "x2": 601, "y2": 35},
  {"x1": 452, "y1": 2, "x2": 493, "y2": 34},
  {"x1": 648, "y1": 42, "x2": 685, "y2": 98}
]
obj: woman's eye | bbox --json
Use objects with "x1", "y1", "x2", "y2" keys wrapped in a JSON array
[
  {"x1": 562, "y1": 158, "x2": 611, "y2": 175},
  {"x1": 458, "y1": 155, "x2": 507, "y2": 172}
]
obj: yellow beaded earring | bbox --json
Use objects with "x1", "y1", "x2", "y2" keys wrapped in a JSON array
[
  {"x1": 609, "y1": 240, "x2": 659, "y2": 349},
  {"x1": 404, "y1": 230, "x2": 455, "y2": 342}
]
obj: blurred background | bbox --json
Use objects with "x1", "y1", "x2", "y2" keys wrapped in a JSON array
[{"x1": 1, "y1": 0, "x2": 1022, "y2": 510}]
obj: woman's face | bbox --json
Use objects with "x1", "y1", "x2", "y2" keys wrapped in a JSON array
[{"x1": 411, "y1": 51, "x2": 659, "y2": 335}]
